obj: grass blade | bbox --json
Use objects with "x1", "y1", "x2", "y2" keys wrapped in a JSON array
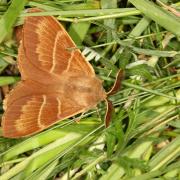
[
  {"x1": 129, "y1": 0, "x2": 180, "y2": 36},
  {"x1": 0, "y1": 0, "x2": 27, "y2": 43}
]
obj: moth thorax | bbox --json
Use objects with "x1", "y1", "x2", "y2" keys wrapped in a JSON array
[{"x1": 65, "y1": 75, "x2": 106, "y2": 107}]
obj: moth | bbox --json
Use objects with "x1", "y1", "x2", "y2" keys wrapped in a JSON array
[{"x1": 2, "y1": 8, "x2": 123, "y2": 138}]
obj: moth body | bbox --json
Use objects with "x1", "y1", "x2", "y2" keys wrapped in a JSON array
[
  {"x1": 64, "y1": 74, "x2": 106, "y2": 107},
  {"x1": 2, "y1": 8, "x2": 107, "y2": 138}
]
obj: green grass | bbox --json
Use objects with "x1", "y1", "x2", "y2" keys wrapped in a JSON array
[{"x1": 0, "y1": 0, "x2": 180, "y2": 179}]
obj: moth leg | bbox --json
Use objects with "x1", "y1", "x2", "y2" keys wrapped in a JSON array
[
  {"x1": 107, "y1": 69, "x2": 124, "y2": 96},
  {"x1": 73, "y1": 112, "x2": 86, "y2": 123},
  {"x1": 94, "y1": 106, "x2": 102, "y2": 121}
]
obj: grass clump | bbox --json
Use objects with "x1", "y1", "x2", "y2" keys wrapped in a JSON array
[{"x1": 0, "y1": 0, "x2": 179, "y2": 179}]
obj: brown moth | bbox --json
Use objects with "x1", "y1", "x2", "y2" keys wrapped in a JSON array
[{"x1": 2, "y1": 8, "x2": 123, "y2": 138}]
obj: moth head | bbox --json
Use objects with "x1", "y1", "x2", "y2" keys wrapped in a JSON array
[{"x1": 91, "y1": 76, "x2": 106, "y2": 100}]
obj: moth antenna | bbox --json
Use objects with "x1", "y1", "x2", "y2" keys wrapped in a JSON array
[
  {"x1": 107, "y1": 69, "x2": 124, "y2": 96},
  {"x1": 105, "y1": 99, "x2": 114, "y2": 127},
  {"x1": 104, "y1": 69, "x2": 124, "y2": 127}
]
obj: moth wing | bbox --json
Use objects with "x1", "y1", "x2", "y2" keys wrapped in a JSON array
[
  {"x1": 20, "y1": 8, "x2": 95, "y2": 82},
  {"x1": 2, "y1": 81, "x2": 87, "y2": 138},
  {"x1": 18, "y1": 42, "x2": 61, "y2": 84}
]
